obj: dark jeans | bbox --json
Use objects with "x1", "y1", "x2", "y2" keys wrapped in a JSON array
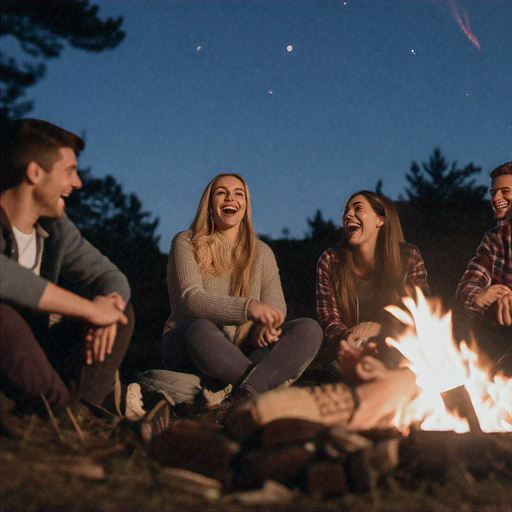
[
  {"x1": 161, "y1": 318, "x2": 322, "y2": 396},
  {"x1": 471, "y1": 319, "x2": 511, "y2": 377},
  {"x1": 0, "y1": 301, "x2": 134, "y2": 411}
]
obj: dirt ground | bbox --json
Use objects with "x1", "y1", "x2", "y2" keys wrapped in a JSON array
[{"x1": 1, "y1": 408, "x2": 510, "y2": 512}]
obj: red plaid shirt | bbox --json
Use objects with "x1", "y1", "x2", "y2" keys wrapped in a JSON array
[
  {"x1": 316, "y1": 243, "x2": 430, "y2": 347},
  {"x1": 456, "y1": 221, "x2": 511, "y2": 320}
]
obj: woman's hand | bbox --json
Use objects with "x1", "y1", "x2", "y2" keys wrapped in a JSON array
[
  {"x1": 247, "y1": 300, "x2": 285, "y2": 329},
  {"x1": 337, "y1": 322, "x2": 380, "y2": 379},
  {"x1": 346, "y1": 321, "x2": 381, "y2": 345},
  {"x1": 249, "y1": 323, "x2": 282, "y2": 348}
]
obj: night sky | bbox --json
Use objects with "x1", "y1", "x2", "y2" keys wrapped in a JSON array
[{"x1": 5, "y1": 0, "x2": 512, "y2": 250}]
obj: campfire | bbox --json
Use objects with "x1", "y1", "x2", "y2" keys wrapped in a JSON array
[
  {"x1": 148, "y1": 288, "x2": 511, "y2": 501},
  {"x1": 385, "y1": 288, "x2": 511, "y2": 434}
]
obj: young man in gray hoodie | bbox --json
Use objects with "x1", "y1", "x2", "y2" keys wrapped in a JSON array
[{"x1": 1, "y1": 118, "x2": 136, "y2": 429}]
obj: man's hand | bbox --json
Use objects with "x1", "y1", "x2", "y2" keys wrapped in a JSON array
[
  {"x1": 490, "y1": 290, "x2": 512, "y2": 326},
  {"x1": 247, "y1": 300, "x2": 285, "y2": 330},
  {"x1": 85, "y1": 294, "x2": 127, "y2": 364},
  {"x1": 249, "y1": 323, "x2": 282, "y2": 348},
  {"x1": 474, "y1": 285, "x2": 511, "y2": 309}
]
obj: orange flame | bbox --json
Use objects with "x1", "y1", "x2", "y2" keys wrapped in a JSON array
[
  {"x1": 384, "y1": 288, "x2": 511, "y2": 433},
  {"x1": 447, "y1": 0, "x2": 481, "y2": 52}
]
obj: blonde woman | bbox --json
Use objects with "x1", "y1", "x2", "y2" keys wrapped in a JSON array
[
  {"x1": 162, "y1": 173, "x2": 322, "y2": 407},
  {"x1": 316, "y1": 190, "x2": 430, "y2": 377}
]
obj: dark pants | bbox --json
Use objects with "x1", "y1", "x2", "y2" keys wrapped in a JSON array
[
  {"x1": 471, "y1": 319, "x2": 511, "y2": 377},
  {"x1": 161, "y1": 318, "x2": 322, "y2": 396},
  {"x1": 0, "y1": 301, "x2": 134, "y2": 411}
]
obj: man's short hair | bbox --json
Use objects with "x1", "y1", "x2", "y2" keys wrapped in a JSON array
[
  {"x1": 1, "y1": 118, "x2": 85, "y2": 191},
  {"x1": 489, "y1": 162, "x2": 512, "y2": 180}
]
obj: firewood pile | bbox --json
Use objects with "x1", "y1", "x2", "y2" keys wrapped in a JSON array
[{"x1": 147, "y1": 412, "x2": 511, "y2": 501}]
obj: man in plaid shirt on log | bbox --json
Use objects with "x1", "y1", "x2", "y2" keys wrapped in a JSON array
[{"x1": 456, "y1": 162, "x2": 511, "y2": 373}]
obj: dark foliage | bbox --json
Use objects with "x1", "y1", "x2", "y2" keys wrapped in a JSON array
[
  {"x1": 1, "y1": 0, "x2": 125, "y2": 119},
  {"x1": 399, "y1": 148, "x2": 493, "y2": 306},
  {"x1": 265, "y1": 210, "x2": 341, "y2": 321},
  {"x1": 65, "y1": 170, "x2": 168, "y2": 374}
]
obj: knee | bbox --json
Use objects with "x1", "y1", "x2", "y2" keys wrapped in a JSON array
[
  {"x1": 186, "y1": 319, "x2": 219, "y2": 347},
  {"x1": 289, "y1": 318, "x2": 323, "y2": 350}
]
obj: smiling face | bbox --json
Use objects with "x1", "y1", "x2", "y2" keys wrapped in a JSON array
[
  {"x1": 490, "y1": 174, "x2": 512, "y2": 220},
  {"x1": 343, "y1": 194, "x2": 385, "y2": 251},
  {"x1": 209, "y1": 175, "x2": 247, "y2": 239},
  {"x1": 34, "y1": 147, "x2": 82, "y2": 219}
]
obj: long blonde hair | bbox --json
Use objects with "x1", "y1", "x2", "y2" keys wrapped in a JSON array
[
  {"x1": 332, "y1": 191, "x2": 405, "y2": 327},
  {"x1": 190, "y1": 173, "x2": 257, "y2": 343}
]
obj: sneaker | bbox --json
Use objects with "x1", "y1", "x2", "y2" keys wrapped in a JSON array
[
  {"x1": 125, "y1": 383, "x2": 146, "y2": 422},
  {"x1": 202, "y1": 384, "x2": 233, "y2": 409},
  {"x1": 139, "y1": 399, "x2": 173, "y2": 443}
]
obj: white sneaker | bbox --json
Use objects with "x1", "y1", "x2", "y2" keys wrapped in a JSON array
[
  {"x1": 125, "y1": 383, "x2": 147, "y2": 422},
  {"x1": 202, "y1": 384, "x2": 233, "y2": 408}
]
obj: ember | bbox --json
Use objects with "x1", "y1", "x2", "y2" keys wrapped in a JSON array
[{"x1": 384, "y1": 288, "x2": 512, "y2": 433}]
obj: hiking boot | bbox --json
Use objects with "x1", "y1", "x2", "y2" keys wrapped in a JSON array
[{"x1": 139, "y1": 399, "x2": 173, "y2": 443}]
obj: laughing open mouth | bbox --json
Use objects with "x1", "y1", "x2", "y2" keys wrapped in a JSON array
[
  {"x1": 493, "y1": 201, "x2": 509, "y2": 212},
  {"x1": 345, "y1": 221, "x2": 361, "y2": 234},
  {"x1": 221, "y1": 205, "x2": 238, "y2": 215}
]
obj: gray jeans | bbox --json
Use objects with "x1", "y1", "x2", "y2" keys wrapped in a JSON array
[{"x1": 161, "y1": 318, "x2": 322, "y2": 396}]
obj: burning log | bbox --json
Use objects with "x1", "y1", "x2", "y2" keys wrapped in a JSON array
[
  {"x1": 398, "y1": 429, "x2": 511, "y2": 479},
  {"x1": 441, "y1": 385, "x2": 482, "y2": 433}
]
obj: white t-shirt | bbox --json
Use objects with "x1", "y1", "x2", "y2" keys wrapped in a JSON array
[{"x1": 12, "y1": 226, "x2": 42, "y2": 276}]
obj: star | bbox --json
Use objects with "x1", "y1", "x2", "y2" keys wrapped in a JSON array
[{"x1": 287, "y1": 45, "x2": 293, "y2": 52}]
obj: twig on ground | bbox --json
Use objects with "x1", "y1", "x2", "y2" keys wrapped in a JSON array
[
  {"x1": 66, "y1": 406, "x2": 86, "y2": 442},
  {"x1": 39, "y1": 393, "x2": 65, "y2": 444}
]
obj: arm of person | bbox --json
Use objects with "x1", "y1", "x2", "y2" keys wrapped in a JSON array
[
  {"x1": 347, "y1": 365, "x2": 419, "y2": 431},
  {"x1": 315, "y1": 249, "x2": 351, "y2": 362},
  {"x1": 247, "y1": 323, "x2": 282, "y2": 348},
  {"x1": 404, "y1": 244, "x2": 431, "y2": 296},
  {"x1": 456, "y1": 232, "x2": 498, "y2": 320},
  {"x1": 168, "y1": 232, "x2": 260, "y2": 326},
  {"x1": 53, "y1": 215, "x2": 130, "y2": 302},
  {"x1": 489, "y1": 289, "x2": 512, "y2": 326},
  {"x1": 39, "y1": 283, "x2": 127, "y2": 364}
]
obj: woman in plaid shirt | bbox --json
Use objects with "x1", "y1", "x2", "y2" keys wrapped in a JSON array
[{"x1": 315, "y1": 191, "x2": 430, "y2": 377}]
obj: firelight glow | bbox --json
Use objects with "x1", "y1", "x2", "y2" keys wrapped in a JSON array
[{"x1": 384, "y1": 288, "x2": 512, "y2": 433}]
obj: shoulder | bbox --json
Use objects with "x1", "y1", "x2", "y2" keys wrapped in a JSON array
[
  {"x1": 171, "y1": 230, "x2": 193, "y2": 248},
  {"x1": 400, "y1": 242, "x2": 423, "y2": 260},
  {"x1": 318, "y1": 247, "x2": 338, "y2": 264},
  {"x1": 253, "y1": 238, "x2": 278, "y2": 265},
  {"x1": 39, "y1": 213, "x2": 81, "y2": 240}
]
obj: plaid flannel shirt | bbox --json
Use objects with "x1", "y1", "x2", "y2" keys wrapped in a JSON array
[
  {"x1": 456, "y1": 220, "x2": 511, "y2": 320},
  {"x1": 316, "y1": 243, "x2": 430, "y2": 349}
]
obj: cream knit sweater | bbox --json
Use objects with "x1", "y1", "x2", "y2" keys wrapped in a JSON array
[{"x1": 163, "y1": 231, "x2": 286, "y2": 343}]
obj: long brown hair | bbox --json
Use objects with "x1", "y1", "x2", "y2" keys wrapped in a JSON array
[
  {"x1": 332, "y1": 190, "x2": 405, "y2": 327},
  {"x1": 190, "y1": 173, "x2": 257, "y2": 343}
]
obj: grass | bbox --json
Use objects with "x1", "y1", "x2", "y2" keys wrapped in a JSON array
[{"x1": 1, "y1": 408, "x2": 510, "y2": 512}]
